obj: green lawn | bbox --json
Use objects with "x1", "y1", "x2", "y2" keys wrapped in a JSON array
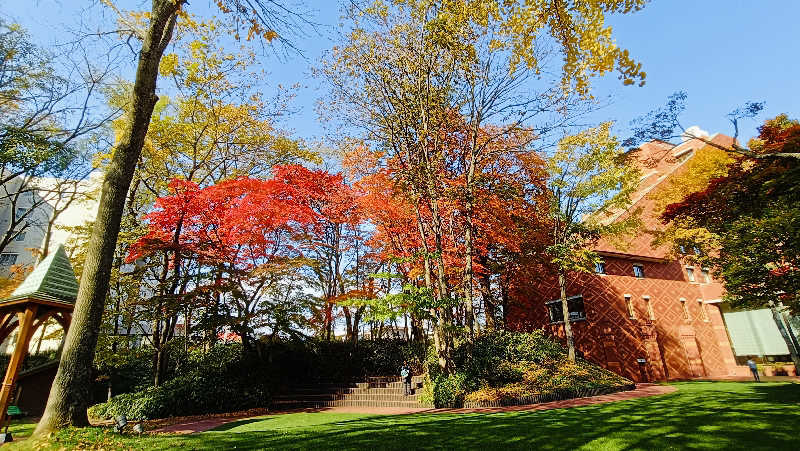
[{"x1": 8, "y1": 381, "x2": 800, "y2": 450}]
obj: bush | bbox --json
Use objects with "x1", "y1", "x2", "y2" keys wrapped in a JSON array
[
  {"x1": 426, "y1": 330, "x2": 632, "y2": 408},
  {"x1": 90, "y1": 343, "x2": 270, "y2": 420}
]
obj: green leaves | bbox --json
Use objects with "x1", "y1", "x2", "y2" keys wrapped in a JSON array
[{"x1": 546, "y1": 122, "x2": 640, "y2": 273}]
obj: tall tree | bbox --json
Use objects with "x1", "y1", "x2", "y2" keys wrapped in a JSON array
[
  {"x1": 545, "y1": 122, "x2": 639, "y2": 361},
  {"x1": 322, "y1": 0, "x2": 648, "y2": 371},
  {"x1": 104, "y1": 15, "x2": 315, "y2": 386},
  {"x1": 0, "y1": 20, "x2": 114, "y2": 259},
  {"x1": 37, "y1": 0, "x2": 311, "y2": 433}
]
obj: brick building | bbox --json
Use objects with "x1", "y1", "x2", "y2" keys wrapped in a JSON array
[{"x1": 508, "y1": 133, "x2": 751, "y2": 382}]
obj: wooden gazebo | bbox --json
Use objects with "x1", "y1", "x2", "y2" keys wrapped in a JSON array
[{"x1": 0, "y1": 245, "x2": 77, "y2": 427}]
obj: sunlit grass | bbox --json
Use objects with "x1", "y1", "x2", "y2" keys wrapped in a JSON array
[{"x1": 9, "y1": 381, "x2": 800, "y2": 450}]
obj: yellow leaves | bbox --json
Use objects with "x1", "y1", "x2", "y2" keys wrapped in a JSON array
[
  {"x1": 158, "y1": 53, "x2": 179, "y2": 76},
  {"x1": 264, "y1": 30, "x2": 279, "y2": 41}
]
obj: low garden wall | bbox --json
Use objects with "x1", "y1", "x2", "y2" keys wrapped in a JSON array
[{"x1": 463, "y1": 384, "x2": 636, "y2": 408}]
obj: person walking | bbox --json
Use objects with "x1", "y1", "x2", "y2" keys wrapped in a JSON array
[
  {"x1": 400, "y1": 362, "x2": 412, "y2": 396},
  {"x1": 747, "y1": 358, "x2": 760, "y2": 382}
]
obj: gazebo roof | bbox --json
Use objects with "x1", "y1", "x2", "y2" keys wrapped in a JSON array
[{"x1": 1, "y1": 245, "x2": 78, "y2": 306}]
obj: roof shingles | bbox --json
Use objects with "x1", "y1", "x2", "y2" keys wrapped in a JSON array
[{"x1": 1, "y1": 245, "x2": 78, "y2": 304}]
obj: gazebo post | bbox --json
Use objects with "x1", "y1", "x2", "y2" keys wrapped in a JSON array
[
  {"x1": 0, "y1": 245, "x2": 79, "y2": 440},
  {"x1": 0, "y1": 305, "x2": 39, "y2": 426}
]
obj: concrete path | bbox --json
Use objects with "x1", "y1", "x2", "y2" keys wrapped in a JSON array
[{"x1": 152, "y1": 383, "x2": 676, "y2": 435}]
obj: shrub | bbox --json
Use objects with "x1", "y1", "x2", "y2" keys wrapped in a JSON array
[
  {"x1": 90, "y1": 343, "x2": 270, "y2": 420},
  {"x1": 427, "y1": 330, "x2": 632, "y2": 408}
]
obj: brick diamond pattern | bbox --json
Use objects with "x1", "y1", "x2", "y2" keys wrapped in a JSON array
[{"x1": 508, "y1": 255, "x2": 740, "y2": 382}]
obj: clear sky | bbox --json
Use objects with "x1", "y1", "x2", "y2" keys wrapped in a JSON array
[{"x1": 3, "y1": 0, "x2": 798, "y2": 145}]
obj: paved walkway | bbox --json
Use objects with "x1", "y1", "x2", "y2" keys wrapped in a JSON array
[
  {"x1": 152, "y1": 383, "x2": 676, "y2": 435},
  {"x1": 692, "y1": 375, "x2": 799, "y2": 383}
]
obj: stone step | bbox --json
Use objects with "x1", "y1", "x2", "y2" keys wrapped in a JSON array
[
  {"x1": 367, "y1": 375, "x2": 425, "y2": 383},
  {"x1": 272, "y1": 399, "x2": 431, "y2": 409},
  {"x1": 344, "y1": 387, "x2": 414, "y2": 395},
  {"x1": 357, "y1": 382, "x2": 424, "y2": 389},
  {"x1": 285, "y1": 384, "x2": 422, "y2": 396},
  {"x1": 273, "y1": 392, "x2": 422, "y2": 401},
  {"x1": 319, "y1": 400, "x2": 431, "y2": 408}
]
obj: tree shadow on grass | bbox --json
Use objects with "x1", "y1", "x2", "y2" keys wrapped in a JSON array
[{"x1": 170, "y1": 382, "x2": 800, "y2": 451}]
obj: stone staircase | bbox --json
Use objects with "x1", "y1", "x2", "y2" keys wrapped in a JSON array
[{"x1": 271, "y1": 375, "x2": 431, "y2": 409}]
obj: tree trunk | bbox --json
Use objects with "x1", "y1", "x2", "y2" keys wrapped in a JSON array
[
  {"x1": 480, "y1": 271, "x2": 496, "y2": 330},
  {"x1": 35, "y1": 0, "x2": 181, "y2": 434},
  {"x1": 500, "y1": 277, "x2": 509, "y2": 329},
  {"x1": 559, "y1": 271, "x2": 576, "y2": 362}
]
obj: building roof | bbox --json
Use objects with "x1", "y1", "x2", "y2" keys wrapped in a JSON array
[
  {"x1": 1, "y1": 245, "x2": 78, "y2": 305},
  {"x1": 594, "y1": 133, "x2": 735, "y2": 260}
]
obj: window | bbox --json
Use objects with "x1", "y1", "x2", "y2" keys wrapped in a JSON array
[
  {"x1": 15, "y1": 207, "x2": 28, "y2": 219},
  {"x1": 595, "y1": 261, "x2": 606, "y2": 274},
  {"x1": 0, "y1": 253, "x2": 18, "y2": 266},
  {"x1": 14, "y1": 231, "x2": 25, "y2": 242},
  {"x1": 680, "y1": 298, "x2": 690, "y2": 321},
  {"x1": 625, "y1": 295, "x2": 636, "y2": 319},
  {"x1": 698, "y1": 300, "x2": 709, "y2": 321},
  {"x1": 701, "y1": 268, "x2": 711, "y2": 284},
  {"x1": 693, "y1": 246, "x2": 702, "y2": 256},
  {"x1": 547, "y1": 296, "x2": 586, "y2": 323},
  {"x1": 644, "y1": 296, "x2": 655, "y2": 320},
  {"x1": 679, "y1": 245, "x2": 686, "y2": 254},
  {"x1": 633, "y1": 264, "x2": 645, "y2": 279},
  {"x1": 686, "y1": 267, "x2": 696, "y2": 282}
]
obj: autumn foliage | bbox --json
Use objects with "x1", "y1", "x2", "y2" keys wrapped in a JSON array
[
  {"x1": 661, "y1": 115, "x2": 800, "y2": 311},
  {"x1": 128, "y1": 165, "x2": 344, "y2": 269}
]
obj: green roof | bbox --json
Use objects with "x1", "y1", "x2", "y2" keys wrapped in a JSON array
[{"x1": 2, "y1": 245, "x2": 78, "y2": 304}]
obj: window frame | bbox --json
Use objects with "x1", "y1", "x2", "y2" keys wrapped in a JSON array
[
  {"x1": 698, "y1": 299, "x2": 709, "y2": 322},
  {"x1": 546, "y1": 295, "x2": 587, "y2": 324},
  {"x1": 625, "y1": 294, "x2": 636, "y2": 319},
  {"x1": 643, "y1": 295, "x2": 655, "y2": 320},
  {"x1": 680, "y1": 298, "x2": 690, "y2": 321},
  {"x1": 0, "y1": 253, "x2": 19, "y2": 267},
  {"x1": 686, "y1": 266, "x2": 696, "y2": 283},
  {"x1": 701, "y1": 268, "x2": 711, "y2": 284},
  {"x1": 595, "y1": 261, "x2": 606, "y2": 274}
]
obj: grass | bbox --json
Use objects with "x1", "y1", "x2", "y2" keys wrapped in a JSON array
[{"x1": 7, "y1": 381, "x2": 800, "y2": 450}]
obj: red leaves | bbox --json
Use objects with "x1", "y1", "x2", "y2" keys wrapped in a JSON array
[{"x1": 127, "y1": 165, "x2": 353, "y2": 271}]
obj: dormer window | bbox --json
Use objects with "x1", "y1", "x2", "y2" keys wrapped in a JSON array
[{"x1": 633, "y1": 264, "x2": 645, "y2": 279}]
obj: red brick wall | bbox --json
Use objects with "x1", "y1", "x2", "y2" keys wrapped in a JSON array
[{"x1": 507, "y1": 255, "x2": 740, "y2": 382}]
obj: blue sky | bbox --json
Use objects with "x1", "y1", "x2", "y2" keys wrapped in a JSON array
[{"x1": 3, "y1": 0, "x2": 798, "y2": 145}]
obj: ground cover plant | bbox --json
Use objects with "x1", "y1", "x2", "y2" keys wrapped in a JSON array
[{"x1": 10, "y1": 382, "x2": 800, "y2": 450}]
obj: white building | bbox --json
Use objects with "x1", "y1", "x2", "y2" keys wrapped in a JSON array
[
  {"x1": 0, "y1": 172, "x2": 101, "y2": 272},
  {"x1": 0, "y1": 172, "x2": 101, "y2": 355}
]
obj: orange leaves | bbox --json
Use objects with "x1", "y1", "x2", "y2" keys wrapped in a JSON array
[{"x1": 127, "y1": 165, "x2": 352, "y2": 271}]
